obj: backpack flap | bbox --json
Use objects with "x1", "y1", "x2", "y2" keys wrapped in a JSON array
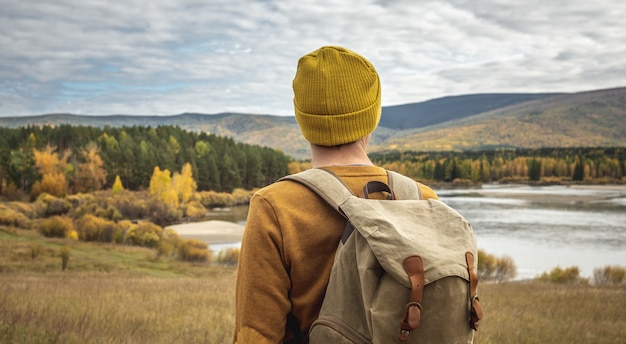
[{"x1": 339, "y1": 196, "x2": 475, "y2": 285}]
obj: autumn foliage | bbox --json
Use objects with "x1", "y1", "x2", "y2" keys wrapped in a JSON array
[{"x1": 0, "y1": 125, "x2": 291, "y2": 198}]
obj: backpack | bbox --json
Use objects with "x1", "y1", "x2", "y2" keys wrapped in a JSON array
[{"x1": 282, "y1": 168, "x2": 483, "y2": 344}]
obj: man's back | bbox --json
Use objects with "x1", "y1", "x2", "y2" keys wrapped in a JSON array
[{"x1": 234, "y1": 165, "x2": 437, "y2": 343}]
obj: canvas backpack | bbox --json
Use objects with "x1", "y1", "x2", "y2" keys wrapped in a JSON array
[{"x1": 282, "y1": 168, "x2": 483, "y2": 344}]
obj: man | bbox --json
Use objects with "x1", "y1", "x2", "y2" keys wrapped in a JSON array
[{"x1": 234, "y1": 46, "x2": 438, "y2": 343}]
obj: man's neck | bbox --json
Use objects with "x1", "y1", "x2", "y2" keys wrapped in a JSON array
[{"x1": 310, "y1": 140, "x2": 373, "y2": 168}]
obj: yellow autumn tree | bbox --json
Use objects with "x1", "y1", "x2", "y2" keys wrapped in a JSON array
[
  {"x1": 73, "y1": 142, "x2": 107, "y2": 193},
  {"x1": 149, "y1": 167, "x2": 171, "y2": 197},
  {"x1": 112, "y1": 175, "x2": 124, "y2": 194},
  {"x1": 148, "y1": 166, "x2": 179, "y2": 208},
  {"x1": 31, "y1": 145, "x2": 69, "y2": 198},
  {"x1": 171, "y1": 163, "x2": 197, "y2": 204},
  {"x1": 162, "y1": 189, "x2": 179, "y2": 209},
  {"x1": 149, "y1": 163, "x2": 198, "y2": 208}
]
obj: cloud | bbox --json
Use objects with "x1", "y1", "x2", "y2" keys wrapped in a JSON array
[{"x1": 0, "y1": 0, "x2": 625, "y2": 116}]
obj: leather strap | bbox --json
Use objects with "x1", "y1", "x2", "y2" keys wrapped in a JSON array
[
  {"x1": 398, "y1": 255, "x2": 424, "y2": 342},
  {"x1": 340, "y1": 222, "x2": 355, "y2": 244},
  {"x1": 362, "y1": 180, "x2": 395, "y2": 200},
  {"x1": 465, "y1": 252, "x2": 483, "y2": 330}
]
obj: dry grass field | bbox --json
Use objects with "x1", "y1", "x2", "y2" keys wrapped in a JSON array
[{"x1": 1, "y1": 227, "x2": 625, "y2": 343}]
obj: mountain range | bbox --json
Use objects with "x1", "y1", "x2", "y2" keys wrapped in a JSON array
[{"x1": 1, "y1": 87, "x2": 624, "y2": 160}]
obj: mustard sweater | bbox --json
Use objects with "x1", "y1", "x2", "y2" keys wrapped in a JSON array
[{"x1": 234, "y1": 166, "x2": 438, "y2": 343}]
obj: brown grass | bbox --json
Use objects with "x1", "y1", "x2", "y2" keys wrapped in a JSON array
[
  {"x1": 474, "y1": 282, "x2": 626, "y2": 343},
  {"x1": 1, "y1": 226, "x2": 625, "y2": 343},
  {"x1": 0, "y1": 272, "x2": 235, "y2": 343},
  {"x1": 1, "y1": 226, "x2": 236, "y2": 343}
]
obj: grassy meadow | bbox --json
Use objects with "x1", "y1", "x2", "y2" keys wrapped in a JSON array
[{"x1": 1, "y1": 226, "x2": 625, "y2": 343}]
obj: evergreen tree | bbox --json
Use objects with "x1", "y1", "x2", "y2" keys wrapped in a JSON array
[
  {"x1": 573, "y1": 157, "x2": 585, "y2": 181},
  {"x1": 528, "y1": 158, "x2": 542, "y2": 182},
  {"x1": 434, "y1": 161, "x2": 445, "y2": 181}
]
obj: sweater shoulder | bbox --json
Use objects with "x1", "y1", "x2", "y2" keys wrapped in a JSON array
[{"x1": 418, "y1": 183, "x2": 438, "y2": 200}]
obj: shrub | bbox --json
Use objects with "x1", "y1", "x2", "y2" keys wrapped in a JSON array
[
  {"x1": 71, "y1": 202, "x2": 99, "y2": 219},
  {"x1": 7, "y1": 201, "x2": 41, "y2": 219},
  {"x1": 107, "y1": 190, "x2": 150, "y2": 220},
  {"x1": 39, "y1": 216, "x2": 73, "y2": 238},
  {"x1": 115, "y1": 220, "x2": 134, "y2": 244},
  {"x1": 74, "y1": 214, "x2": 117, "y2": 242},
  {"x1": 126, "y1": 221, "x2": 163, "y2": 248},
  {"x1": 215, "y1": 247, "x2": 240, "y2": 265},
  {"x1": 74, "y1": 214, "x2": 100, "y2": 241},
  {"x1": 147, "y1": 198, "x2": 182, "y2": 226},
  {"x1": 157, "y1": 228, "x2": 181, "y2": 257},
  {"x1": 35, "y1": 193, "x2": 72, "y2": 216},
  {"x1": 184, "y1": 201, "x2": 207, "y2": 220},
  {"x1": 537, "y1": 266, "x2": 584, "y2": 284},
  {"x1": 0, "y1": 205, "x2": 31, "y2": 229},
  {"x1": 231, "y1": 188, "x2": 253, "y2": 204},
  {"x1": 494, "y1": 255, "x2": 517, "y2": 282},
  {"x1": 177, "y1": 239, "x2": 211, "y2": 262},
  {"x1": 198, "y1": 191, "x2": 235, "y2": 208},
  {"x1": 593, "y1": 265, "x2": 626, "y2": 286},
  {"x1": 477, "y1": 249, "x2": 496, "y2": 280},
  {"x1": 65, "y1": 193, "x2": 96, "y2": 209},
  {"x1": 477, "y1": 249, "x2": 516, "y2": 281}
]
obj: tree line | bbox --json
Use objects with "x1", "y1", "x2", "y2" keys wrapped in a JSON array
[
  {"x1": 2, "y1": 124, "x2": 624, "y2": 202},
  {"x1": 370, "y1": 147, "x2": 625, "y2": 184},
  {"x1": 0, "y1": 125, "x2": 291, "y2": 200}
]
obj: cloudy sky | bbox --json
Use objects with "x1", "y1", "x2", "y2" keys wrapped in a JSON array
[{"x1": 1, "y1": 0, "x2": 625, "y2": 117}]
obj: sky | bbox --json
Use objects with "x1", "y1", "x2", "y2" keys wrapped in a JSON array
[{"x1": 1, "y1": 0, "x2": 625, "y2": 117}]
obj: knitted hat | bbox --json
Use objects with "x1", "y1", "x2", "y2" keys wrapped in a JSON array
[{"x1": 293, "y1": 46, "x2": 381, "y2": 146}]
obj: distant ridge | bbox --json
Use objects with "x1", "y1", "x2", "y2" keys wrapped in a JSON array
[
  {"x1": 380, "y1": 93, "x2": 564, "y2": 129},
  {"x1": 1, "y1": 87, "x2": 624, "y2": 159},
  {"x1": 372, "y1": 87, "x2": 626, "y2": 152}
]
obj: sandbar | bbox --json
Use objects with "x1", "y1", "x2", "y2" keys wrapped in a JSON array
[
  {"x1": 167, "y1": 220, "x2": 244, "y2": 244},
  {"x1": 470, "y1": 184, "x2": 626, "y2": 204}
]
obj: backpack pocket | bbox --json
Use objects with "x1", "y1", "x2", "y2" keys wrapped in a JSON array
[{"x1": 309, "y1": 315, "x2": 370, "y2": 344}]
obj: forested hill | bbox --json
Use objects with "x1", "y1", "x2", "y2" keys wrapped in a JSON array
[
  {"x1": 0, "y1": 125, "x2": 292, "y2": 193},
  {"x1": 1, "y1": 87, "x2": 625, "y2": 159}
]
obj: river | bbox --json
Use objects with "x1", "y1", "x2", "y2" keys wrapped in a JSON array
[
  {"x1": 438, "y1": 184, "x2": 626, "y2": 279},
  {"x1": 207, "y1": 184, "x2": 626, "y2": 280}
]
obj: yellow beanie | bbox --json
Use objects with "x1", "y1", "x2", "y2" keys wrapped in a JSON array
[{"x1": 293, "y1": 46, "x2": 381, "y2": 146}]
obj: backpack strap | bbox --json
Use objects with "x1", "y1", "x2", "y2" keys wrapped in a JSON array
[
  {"x1": 280, "y1": 168, "x2": 423, "y2": 244},
  {"x1": 281, "y1": 168, "x2": 422, "y2": 204},
  {"x1": 465, "y1": 252, "x2": 483, "y2": 330},
  {"x1": 386, "y1": 170, "x2": 422, "y2": 200},
  {"x1": 280, "y1": 168, "x2": 355, "y2": 214}
]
